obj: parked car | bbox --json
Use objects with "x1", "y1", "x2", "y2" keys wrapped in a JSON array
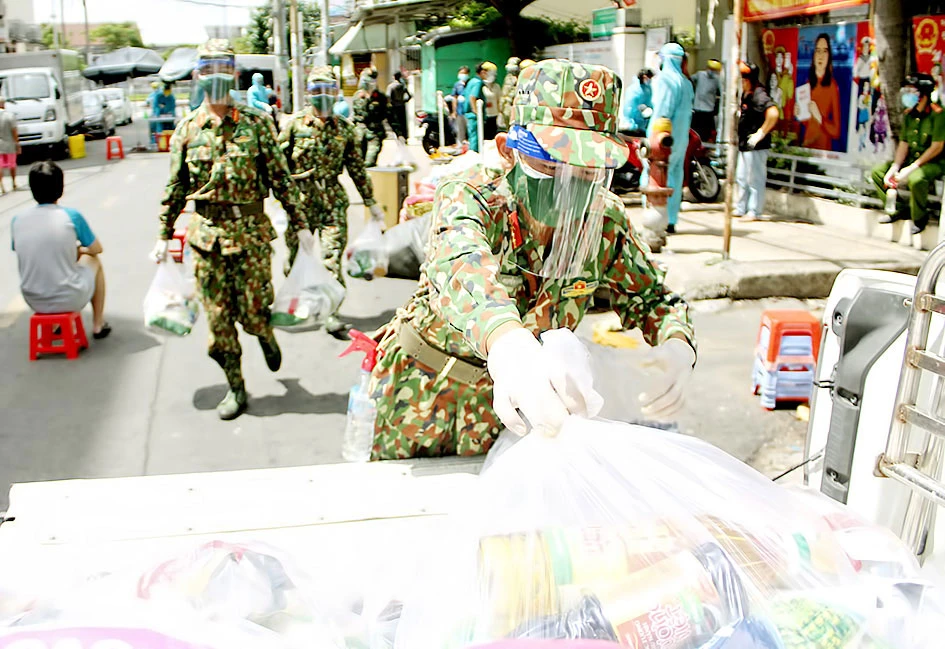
[
  {"x1": 80, "y1": 90, "x2": 116, "y2": 138},
  {"x1": 95, "y1": 87, "x2": 132, "y2": 125}
]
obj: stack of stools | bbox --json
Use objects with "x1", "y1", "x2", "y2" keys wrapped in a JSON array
[
  {"x1": 752, "y1": 309, "x2": 821, "y2": 410},
  {"x1": 29, "y1": 312, "x2": 88, "y2": 360}
]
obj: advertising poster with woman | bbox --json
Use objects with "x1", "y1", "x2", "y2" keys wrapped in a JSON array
[
  {"x1": 761, "y1": 27, "x2": 799, "y2": 136},
  {"x1": 849, "y1": 21, "x2": 893, "y2": 159},
  {"x1": 794, "y1": 24, "x2": 855, "y2": 152}
]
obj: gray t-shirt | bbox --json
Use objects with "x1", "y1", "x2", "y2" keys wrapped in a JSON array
[
  {"x1": 0, "y1": 110, "x2": 17, "y2": 154},
  {"x1": 693, "y1": 70, "x2": 721, "y2": 113},
  {"x1": 11, "y1": 204, "x2": 97, "y2": 312}
]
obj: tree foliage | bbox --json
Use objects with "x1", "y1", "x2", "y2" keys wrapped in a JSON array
[
  {"x1": 246, "y1": 1, "x2": 323, "y2": 55},
  {"x1": 40, "y1": 24, "x2": 64, "y2": 49},
  {"x1": 91, "y1": 22, "x2": 144, "y2": 51}
]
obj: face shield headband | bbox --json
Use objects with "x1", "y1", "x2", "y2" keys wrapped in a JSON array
[{"x1": 506, "y1": 126, "x2": 612, "y2": 279}]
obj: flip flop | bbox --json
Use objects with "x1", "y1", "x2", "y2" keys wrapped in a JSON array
[{"x1": 93, "y1": 323, "x2": 112, "y2": 340}]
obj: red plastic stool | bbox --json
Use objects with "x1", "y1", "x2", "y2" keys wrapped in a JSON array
[
  {"x1": 29, "y1": 312, "x2": 88, "y2": 360},
  {"x1": 169, "y1": 228, "x2": 187, "y2": 263},
  {"x1": 105, "y1": 135, "x2": 124, "y2": 160}
]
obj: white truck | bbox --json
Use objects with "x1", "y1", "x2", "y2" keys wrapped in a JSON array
[{"x1": 0, "y1": 50, "x2": 86, "y2": 158}]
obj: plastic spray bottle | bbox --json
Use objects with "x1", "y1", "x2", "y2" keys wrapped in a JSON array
[{"x1": 339, "y1": 329, "x2": 378, "y2": 462}]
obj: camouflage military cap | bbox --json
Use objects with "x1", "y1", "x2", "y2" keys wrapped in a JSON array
[
  {"x1": 307, "y1": 65, "x2": 336, "y2": 85},
  {"x1": 198, "y1": 38, "x2": 234, "y2": 59},
  {"x1": 512, "y1": 59, "x2": 628, "y2": 168}
]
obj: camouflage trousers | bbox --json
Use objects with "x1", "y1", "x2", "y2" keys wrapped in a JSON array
[
  {"x1": 193, "y1": 243, "x2": 275, "y2": 388},
  {"x1": 357, "y1": 125, "x2": 385, "y2": 168},
  {"x1": 367, "y1": 320, "x2": 502, "y2": 459}
]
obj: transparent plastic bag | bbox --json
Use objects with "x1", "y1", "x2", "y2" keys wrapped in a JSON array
[
  {"x1": 383, "y1": 214, "x2": 430, "y2": 280},
  {"x1": 271, "y1": 238, "x2": 345, "y2": 331},
  {"x1": 143, "y1": 262, "x2": 199, "y2": 336},
  {"x1": 2, "y1": 541, "x2": 348, "y2": 649},
  {"x1": 345, "y1": 219, "x2": 388, "y2": 281},
  {"x1": 396, "y1": 418, "x2": 944, "y2": 649}
]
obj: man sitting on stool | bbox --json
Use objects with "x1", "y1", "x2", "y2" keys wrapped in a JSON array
[{"x1": 872, "y1": 74, "x2": 945, "y2": 235}]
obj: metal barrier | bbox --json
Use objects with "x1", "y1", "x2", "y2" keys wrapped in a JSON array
[{"x1": 766, "y1": 151, "x2": 882, "y2": 209}]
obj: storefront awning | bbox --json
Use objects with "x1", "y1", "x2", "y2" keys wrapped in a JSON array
[{"x1": 330, "y1": 21, "x2": 393, "y2": 55}]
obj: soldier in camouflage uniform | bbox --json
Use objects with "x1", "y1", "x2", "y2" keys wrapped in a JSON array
[
  {"x1": 352, "y1": 68, "x2": 388, "y2": 167},
  {"x1": 153, "y1": 39, "x2": 313, "y2": 420},
  {"x1": 367, "y1": 59, "x2": 697, "y2": 459},
  {"x1": 497, "y1": 57, "x2": 520, "y2": 131},
  {"x1": 279, "y1": 66, "x2": 386, "y2": 336}
]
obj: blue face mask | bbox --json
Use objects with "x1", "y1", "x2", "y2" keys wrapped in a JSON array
[
  {"x1": 902, "y1": 91, "x2": 920, "y2": 110},
  {"x1": 458, "y1": 73, "x2": 469, "y2": 82}
]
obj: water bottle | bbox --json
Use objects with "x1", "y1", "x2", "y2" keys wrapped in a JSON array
[
  {"x1": 885, "y1": 187, "x2": 898, "y2": 215},
  {"x1": 339, "y1": 330, "x2": 379, "y2": 462}
]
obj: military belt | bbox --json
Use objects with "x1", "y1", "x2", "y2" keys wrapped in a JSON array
[
  {"x1": 194, "y1": 200, "x2": 265, "y2": 221},
  {"x1": 395, "y1": 321, "x2": 488, "y2": 387}
]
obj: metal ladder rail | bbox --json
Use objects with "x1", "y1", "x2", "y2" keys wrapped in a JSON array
[{"x1": 879, "y1": 241, "x2": 945, "y2": 558}]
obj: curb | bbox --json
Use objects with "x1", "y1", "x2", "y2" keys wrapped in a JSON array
[{"x1": 669, "y1": 259, "x2": 922, "y2": 301}]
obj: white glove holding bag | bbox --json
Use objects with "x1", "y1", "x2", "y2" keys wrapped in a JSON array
[
  {"x1": 150, "y1": 239, "x2": 170, "y2": 264},
  {"x1": 369, "y1": 204, "x2": 385, "y2": 222},
  {"x1": 638, "y1": 338, "x2": 696, "y2": 420},
  {"x1": 747, "y1": 129, "x2": 765, "y2": 149},
  {"x1": 884, "y1": 163, "x2": 901, "y2": 187},
  {"x1": 487, "y1": 327, "x2": 601, "y2": 437},
  {"x1": 896, "y1": 163, "x2": 920, "y2": 186}
]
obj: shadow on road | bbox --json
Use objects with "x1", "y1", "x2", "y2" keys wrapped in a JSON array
[
  {"x1": 343, "y1": 308, "x2": 397, "y2": 332},
  {"x1": 192, "y1": 378, "x2": 348, "y2": 417}
]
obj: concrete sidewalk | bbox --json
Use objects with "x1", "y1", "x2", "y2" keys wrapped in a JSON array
[{"x1": 631, "y1": 206, "x2": 929, "y2": 300}]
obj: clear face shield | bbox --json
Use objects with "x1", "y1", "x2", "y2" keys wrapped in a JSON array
[
  {"x1": 506, "y1": 126, "x2": 613, "y2": 279},
  {"x1": 308, "y1": 80, "x2": 338, "y2": 117},
  {"x1": 196, "y1": 56, "x2": 236, "y2": 104}
]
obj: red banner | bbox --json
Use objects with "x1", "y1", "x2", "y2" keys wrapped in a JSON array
[
  {"x1": 745, "y1": 0, "x2": 868, "y2": 23},
  {"x1": 914, "y1": 15, "x2": 945, "y2": 76}
]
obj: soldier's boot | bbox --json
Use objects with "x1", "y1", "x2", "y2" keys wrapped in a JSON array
[
  {"x1": 211, "y1": 351, "x2": 248, "y2": 420},
  {"x1": 323, "y1": 315, "x2": 352, "y2": 341},
  {"x1": 259, "y1": 335, "x2": 282, "y2": 372}
]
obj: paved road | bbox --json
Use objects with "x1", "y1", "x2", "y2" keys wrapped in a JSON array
[{"x1": 0, "y1": 133, "x2": 809, "y2": 510}]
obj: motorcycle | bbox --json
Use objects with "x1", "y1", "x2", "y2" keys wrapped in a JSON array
[
  {"x1": 416, "y1": 108, "x2": 456, "y2": 155},
  {"x1": 613, "y1": 128, "x2": 721, "y2": 203}
]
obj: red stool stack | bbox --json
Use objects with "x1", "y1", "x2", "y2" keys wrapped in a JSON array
[
  {"x1": 29, "y1": 312, "x2": 88, "y2": 360},
  {"x1": 105, "y1": 135, "x2": 124, "y2": 160}
]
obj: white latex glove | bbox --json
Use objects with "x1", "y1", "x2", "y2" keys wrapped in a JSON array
[
  {"x1": 747, "y1": 129, "x2": 766, "y2": 149},
  {"x1": 150, "y1": 239, "x2": 170, "y2": 263},
  {"x1": 641, "y1": 106, "x2": 653, "y2": 118},
  {"x1": 638, "y1": 338, "x2": 696, "y2": 420},
  {"x1": 487, "y1": 327, "x2": 590, "y2": 437},
  {"x1": 883, "y1": 164, "x2": 901, "y2": 188},
  {"x1": 896, "y1": 163, "x2": 920, "y2": 186},
  {"x1": 298, "y1": 229, "x2": 316, "y2": 255},
  {"x1": 369, "y1": 204, "x2": 385, "y2": 222}
]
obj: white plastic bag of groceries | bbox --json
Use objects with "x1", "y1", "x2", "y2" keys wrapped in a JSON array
[
  {"x1": 271, "y1": 238, "x2": 344, "y2": 331},
  {"x1": 143, "y1": 261, "x2": 199, "y2": 336},
  {"x1": 396, "y1": 416, "x2": 945, "y2": 649},
  {"x1": 345, "y1": 218, "x2": 388, "y2": 281}
]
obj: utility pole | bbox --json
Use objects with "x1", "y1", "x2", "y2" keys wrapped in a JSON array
[
  {"x1": 273, "y1": 0, "x2": 288, "y2": 109},
  {"x1": 81, "y1": 0, "x2": 90, "y2": 64},
  {"x1": 59, "y1": 0, "x2": 66, "y2": 50},
  {"x1": 289, "y1": 0, "x2": 304, "y2": 113},
  {"x1": 321, "y1": 0, "x2": 330, "y2": 67},
  {"x1": 721, "y1": 0, "x2": 744, "y2": 259}
]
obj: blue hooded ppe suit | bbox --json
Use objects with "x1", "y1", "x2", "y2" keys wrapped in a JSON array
[
  {"x1": 623, "y1": 77, "x2": 652, "y2": 133},
  {"x1": 644, "y1": 43, "x2": 693, "y2": 227},
  {"x1": 247, "y1": 73, "x2": 271, "y2": 111}
]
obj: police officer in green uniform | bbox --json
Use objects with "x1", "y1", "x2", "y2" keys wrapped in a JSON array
[{"x1": 872, "y1": 74, "x2": 945, "y2": 235}]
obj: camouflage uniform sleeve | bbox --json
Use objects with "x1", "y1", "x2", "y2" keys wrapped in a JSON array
[
  {"x1": 277, "y1": 116, "x2": 294, "y2": 170},
  {"x1": 602, "y1": 199, "x2": 695, "y2": 349},
  {"x1": 426, "y1": 179, "x2": 522, "y2": 359},
  {"x1": 343, "y1": 122, "x2": 375, "y2": 207},
  {"x1": 159, "y1": 124, "x2": 190, "y2": 239},
  {"x1": 257, "y1": 114, "x2": 306, "y2": 233}
]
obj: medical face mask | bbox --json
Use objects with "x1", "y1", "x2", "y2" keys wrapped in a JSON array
[
  {"x1": 486, "y1": 72, "x2": 497, "y2": 83},
  {"x1": 509, "y1": 161, "x2": 557, "y2": 226},
  {"x1": 901, "y1": 91, "x2": 920, "y2": 110},
  {"x1": 199, "y1": 74, "x2": 234, "y2": 103},
  {"x1": 458, "y1": 73, "x2": 469, "y2": 82}
]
